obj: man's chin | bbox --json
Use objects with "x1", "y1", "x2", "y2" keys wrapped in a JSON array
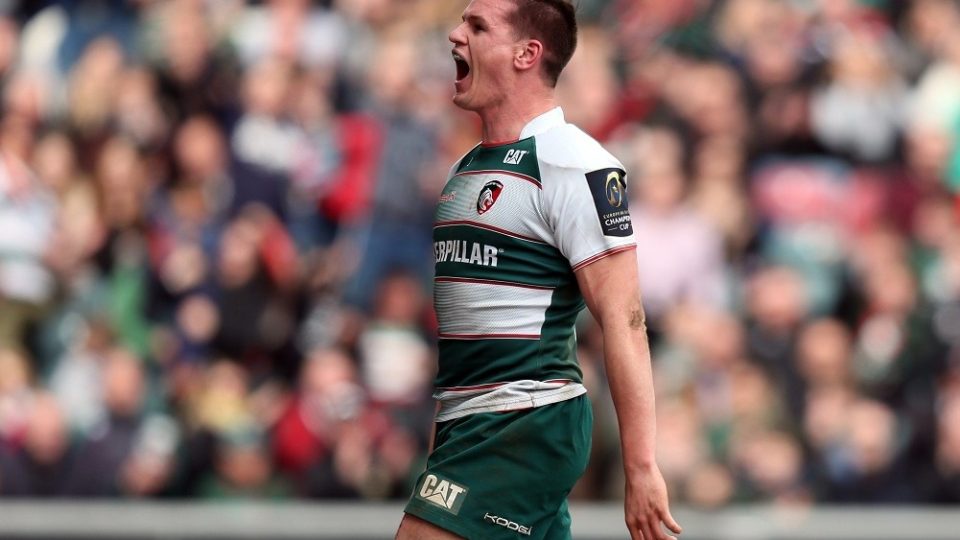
[{"x1": 452, "y1": 92, "x2": 475, "y2": 111}]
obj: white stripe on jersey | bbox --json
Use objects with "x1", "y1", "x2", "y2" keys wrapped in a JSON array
[{"x1": 434, "y1": 279, "x2": 553, "y2": 339}]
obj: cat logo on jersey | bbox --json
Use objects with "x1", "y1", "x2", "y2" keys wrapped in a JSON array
[
  {"x1": 477, "y1": 180, "x2": 503, "y2": 215},
  {"x1": 503, "y1": 149, "x2": 528, "y2": 165},
  {"x1": 416, "y1": 473, "x2": 468, "y2": 514}
]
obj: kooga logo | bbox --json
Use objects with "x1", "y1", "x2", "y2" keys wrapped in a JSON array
[{"x1": 483, "y1": 512, "x2": 532, "y2": 536}]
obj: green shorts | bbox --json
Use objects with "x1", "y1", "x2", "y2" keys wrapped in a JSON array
[{"x1": 404, "y1": 395, "x2": 592, "y2": 540}]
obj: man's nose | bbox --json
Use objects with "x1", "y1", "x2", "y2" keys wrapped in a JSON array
[{"x1": 449, "y1": 23, "x2": 466, "y2": 45}]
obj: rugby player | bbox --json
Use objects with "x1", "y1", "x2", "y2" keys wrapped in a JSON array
[{"x1": 397, "y1": 1, "x2": 681, "y2": 538}]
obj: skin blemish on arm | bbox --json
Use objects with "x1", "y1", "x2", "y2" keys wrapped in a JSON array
[{"x1": 628, "y1": 307, "x2": 646, "y2": 331}]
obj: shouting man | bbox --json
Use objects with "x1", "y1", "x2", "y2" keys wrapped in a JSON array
[{"x1": 398, "y1": 1, "x2": 682, "y2": 539}]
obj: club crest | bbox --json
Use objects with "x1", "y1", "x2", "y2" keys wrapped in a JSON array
[{"x1": 476, "y1": 181, "x2": 504, "y2": 215}]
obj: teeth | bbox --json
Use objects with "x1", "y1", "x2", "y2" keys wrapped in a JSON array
[{"x1": 453, "y1": 51, "x2": 469, "y2": 82}]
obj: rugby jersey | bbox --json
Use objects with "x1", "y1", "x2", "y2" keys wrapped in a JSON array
[{"x1": 432, "y1": 107, "x2": 635, "y2": 420}]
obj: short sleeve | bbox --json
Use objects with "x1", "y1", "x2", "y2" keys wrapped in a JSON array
[{"x1": 540, "y1": 163, "x2": 636, "y2": 271}]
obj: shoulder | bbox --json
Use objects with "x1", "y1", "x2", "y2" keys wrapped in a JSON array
[{"x1": 533, "y1": 123, "x2": 623, "y2": 174}]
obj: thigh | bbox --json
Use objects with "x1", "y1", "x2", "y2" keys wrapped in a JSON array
[{"x1": 404, "y1": 396, "x2": 592, "y2": 540}]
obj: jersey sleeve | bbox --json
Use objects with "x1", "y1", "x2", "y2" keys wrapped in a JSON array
[{"x1": 540, "y1": 163, "x2": 636, "y2": 271}]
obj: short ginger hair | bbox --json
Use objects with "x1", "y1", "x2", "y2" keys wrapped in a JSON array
[{"x1": 507, "y1": 0, "x2": 578, "y2": 87}]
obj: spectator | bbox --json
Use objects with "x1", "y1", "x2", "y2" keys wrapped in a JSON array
[
  {"x1": 273, "y1": 346, "x2": 363, "y2": 483},
  {"x1": 795, "y1": 318, "x2": 854, "y2": 393},
  {"x1": 0, "y1": 348, "x2": 34, "y2": 443},
  {"x1": 342, "y1": 30, "x2": 439, "y2": 310},
  {"x1": 744, "y1": 266, "x2": 810, "y2": 417},
  {"x1": 286, "y1": 66, "x2": 378, "y2": 249},
  {"x1": 228, "y1": 57, "x2": 297, "y2": 218},
  {"x1": 48, "y1": 318, "x2": 114, "y2": 434},
  {"x1": 64, "y1": 348, "x2": 176, "y2": 497},
  {"x1": 933, "y1": 391, "x2": 960, "y2": 502},
  {"x1": 0, "y1": 113, "x2": 56, "y2": 349},
  {"x1": 210, "y1": 209, "x2": 299, "y2": 380},
  {"x1": 0, "y1": 393, "x2": 75, "y2": 497},
  {"x1": 815, "y1": 398, "x2": 914, "y2": 502},
  {"x1": 626, "y1": 127, "x2": 728, "y2": 329},
  {"x1": 356, "y1": 272, "x2": 433, "y2": 407},
  {"x1": 230, "y1": 0, "x2": 346, "y2": 69},
  {"x1": 810, "y1": 21, "x2": 908, "y2": 163},
  {"x1": 149, "y1": 0, "x2": 238, "y2": 123},
  {"x1": 732, "y1": 429, "x2": 807, "y2": 503},
  {"x1": 200, "y1": 424, "x2": 289, "y2": 499}
]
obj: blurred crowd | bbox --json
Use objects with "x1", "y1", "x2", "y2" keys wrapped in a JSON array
[{"x1": 0, "y1": 0, "x2": 958, "y2": 507}]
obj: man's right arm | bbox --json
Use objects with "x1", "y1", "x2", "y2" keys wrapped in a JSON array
[{"x1": 575, "y1": 249, "x2": 681, "y2": 540}]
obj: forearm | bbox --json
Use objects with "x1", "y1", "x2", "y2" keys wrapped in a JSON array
[
  {"x1": 602, "y1": 306, "x2": 658, "y2": 472},
  {"x1": 574, "y1": 251, "x2": 662, "y2": 472}
]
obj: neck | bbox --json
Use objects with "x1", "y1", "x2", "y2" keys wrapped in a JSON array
[{"x1": 477, "y1": 90, "x2": 557, "y2": 144}]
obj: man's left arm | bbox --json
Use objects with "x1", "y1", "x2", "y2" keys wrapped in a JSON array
[{"x1": 575, "y1": 249, "x2": 682, "y2": 540}]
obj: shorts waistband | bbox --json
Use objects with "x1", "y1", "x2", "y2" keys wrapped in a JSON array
[{"x1": 433, "y1": 380, "x2": 587, "y2": 422}]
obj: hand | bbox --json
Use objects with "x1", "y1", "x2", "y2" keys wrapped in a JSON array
[{"x1": 624, "y1": 464, "x2": 682, "y2": 540}]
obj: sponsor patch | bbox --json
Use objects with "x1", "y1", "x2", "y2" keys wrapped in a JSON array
[
  {"x1": 585, "y1": 168, "x2": 632, "y2": 237},
  {"x1": 503, "y1": 149, "x2": 528, "y2": 165},
  {"x1": 477, "y1": 180, "x2": 504, "y2": 215},
  {"x1": 415, "y1": 473, "x2": 468, "y2": 514}
]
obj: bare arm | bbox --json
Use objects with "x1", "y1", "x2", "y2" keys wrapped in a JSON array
[{"x1": 575, "y1": 249, "x2": 681, "y2": 540}]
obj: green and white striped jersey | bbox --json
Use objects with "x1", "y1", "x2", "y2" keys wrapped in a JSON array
[{"x1": 432, "y1": 107, "x2": 635, "y2": 420}]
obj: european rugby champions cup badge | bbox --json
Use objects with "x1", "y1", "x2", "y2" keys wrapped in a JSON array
[
  {"x1": 476, "y1": 180, "x2": 503, "y2": 215},
  {"x1": 605, "y1": 170, "x2": 625, "y2": 208},
  {"x1": 585, "y1": 168, "x2": 633, "y2": 237}
]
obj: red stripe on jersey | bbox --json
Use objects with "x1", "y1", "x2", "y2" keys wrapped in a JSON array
[
  {"x1": 438, "y1": 332, "x2": 541, "y2": 340},
  {"x1": 434, "y1": 276, "x2": 554, "y2": 290},
  {"x1": 436, "y1": 378, "x2": 573, "y2": 393},
  {"x1": 479, "y1": 139, "x2": 520, "y2": 148},
  {"x1": 571, "y1": 244, "x2": 637, "y2": 272},
  {"x1": 436, "y1": 381, "x2": 508, "y2": 392},
  {"x1": 434, "y1": 220, "x2": 546, "y2": 244}
]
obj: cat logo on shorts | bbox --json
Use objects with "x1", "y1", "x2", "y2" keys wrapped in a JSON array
[
  {"x1": 477, "y1": 181, "x2": 503, "y2": 215},
  {"x1": 416, "y1": 473, "x2": 468, "y2": 514}
]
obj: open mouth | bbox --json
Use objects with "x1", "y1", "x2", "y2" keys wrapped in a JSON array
[{"x1": 453, "y1": 52, "x2": 470, "y2": 81}]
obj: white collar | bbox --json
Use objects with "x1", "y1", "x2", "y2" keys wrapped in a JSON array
[{"x1": 519, "y1": 107, "x2": 565, "y2": 139}]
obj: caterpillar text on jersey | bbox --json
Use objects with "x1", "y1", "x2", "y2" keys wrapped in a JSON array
[{"x1": 434, "y1": 240, "x2": 500, "y2": 267}]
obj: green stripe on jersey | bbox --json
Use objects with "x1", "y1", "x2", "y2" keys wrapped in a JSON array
[
  {"x1": 538, "y1": 281, "x2": 585, "y2": 380},
  {"x1": 456, "y1": 138, "x2": 541, "y2": 182},
  {"x1": 433, "y1": 224, "x2": 572, "y2": 288},
  {"x1": 436, "y1": 337, "x2": 582, "y2": 388}
]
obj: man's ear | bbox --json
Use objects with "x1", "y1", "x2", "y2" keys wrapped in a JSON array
[{"x1": 514, "y1": 39, "x2": 544, "y2": 73}]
